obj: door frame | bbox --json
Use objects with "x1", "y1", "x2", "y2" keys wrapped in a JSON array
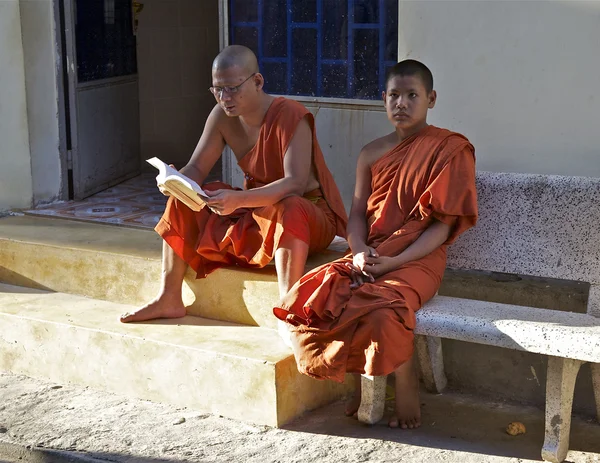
[
  {"x1": 52, "y1": 0, "x2": 72, "y2": 200},
  {"x1": 54, "y1": 0, "x2": 141, "y2": 200}
]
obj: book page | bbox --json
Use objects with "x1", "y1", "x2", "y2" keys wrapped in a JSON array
[{"x1": 146, "y1": 157, "x2": 210, "y2": 202}]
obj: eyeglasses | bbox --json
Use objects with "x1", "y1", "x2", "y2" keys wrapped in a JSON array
[{"x1": 209, "y1": 73, "x2": 256, "y2": 97}]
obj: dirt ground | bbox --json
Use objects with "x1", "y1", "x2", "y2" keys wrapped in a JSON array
[{"x1": 1, "y1": 371, "x2": 599, "y2": 463}]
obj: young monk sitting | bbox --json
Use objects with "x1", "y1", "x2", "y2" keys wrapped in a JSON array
[
  {"x1": 121, "y1": 45, "x2": 347, "y2": 323},
  {"x1": 273, "y1": 60, "x2": 478, "y2": 429}
]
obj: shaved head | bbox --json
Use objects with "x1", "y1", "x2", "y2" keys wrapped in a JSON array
[
  {"x1": 213, "y1": 45, "x2": 259, "y2": 74},
  {"x1": 386, "y1": 60, "x2": 434, "y2": 93}
]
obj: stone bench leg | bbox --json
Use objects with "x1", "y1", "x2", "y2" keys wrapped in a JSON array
[
  {"x1": 357, "y1": 375, "x2": 387, "y2": 424},
  {"x1": 357, "y1": 335, "x2": 447, "y2": 425},
  {"x1": 592, "y1": 363, "x2": 600, "y2": 424},
  {"x1": 541, "y1": 356, "x2": 584, "y2": 463},
  {"x1": 415, "y1": 335, "x2": 448, "y2": 393}
]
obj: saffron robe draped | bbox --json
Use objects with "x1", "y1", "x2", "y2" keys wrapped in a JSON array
[
  {"x1": 273, "y1": 125, "x2": 478, "y2": 382},
  {"x1": 155, "y1": 97, "x2": 348, "y2": 278}
]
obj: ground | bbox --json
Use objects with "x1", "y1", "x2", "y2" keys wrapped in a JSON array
[{"x1": 0, "y1": 372, "x2": 599, "y2": 463}]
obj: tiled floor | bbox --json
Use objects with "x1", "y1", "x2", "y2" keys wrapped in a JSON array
[
  {"x1": 25, "y1": 174, "x2": 166, "y2": 230},
  {"x1": 24, "y1": 174, "x2": 351, "y2": 252}
]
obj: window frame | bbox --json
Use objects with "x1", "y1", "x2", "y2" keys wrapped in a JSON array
[{"x1": 218, "y1": 0, "x2": 396, "y2": 111}]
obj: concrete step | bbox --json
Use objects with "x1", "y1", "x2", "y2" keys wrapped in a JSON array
[
  {"x1": 0, "y1": 215, "x2": 345, "y2": 329},
  {"x1": 0, "y1": 283, "x2": 351, "y2": 427}
]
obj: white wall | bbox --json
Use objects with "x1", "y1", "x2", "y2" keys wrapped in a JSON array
[
  {"x1": 397, "y1": 0, "x2": 600, "y2": 177},
  {"x1": 0, "y1": 0, "x2": 34, "y2": 211},
  {"x1": 20, "y1": 0, "x2": 63, "y2": 204},
  {"x1": 226, "y1": 0, "x2": 600, "y2": 211}
]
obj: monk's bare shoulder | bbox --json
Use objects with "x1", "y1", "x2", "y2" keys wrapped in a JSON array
[
  {"x1": 208, "y1": 103, "x2": 240, "y2": 137},
  {"x1": 359, "y1": 132, "x2": 398, "y2": 166},
  {"x1": 208, "y1": 103, "x2": 253, "y2": 155}
]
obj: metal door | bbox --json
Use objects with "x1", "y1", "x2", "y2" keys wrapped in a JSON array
[{"x1": 63, "y1": 0, "x2": 140, "y2": 199}]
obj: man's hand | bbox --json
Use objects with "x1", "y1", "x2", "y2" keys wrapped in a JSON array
[
  {"x1": 352, "y1": 246, "x2": 378, "y2": 274},
  {"x1": 361, "y1": 255, "x2": 398, "y2": 279},
  {"x1": 345, "y1": 262, "x2": 372, "y2": 289},
  {"x1": 204, "y1": 189, "x2": 244, "y2": 216},
  {"x1": 345, "y1": 246, "x2": 378, "y2": 289}
]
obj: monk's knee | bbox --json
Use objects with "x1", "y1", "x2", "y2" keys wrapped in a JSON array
[
  {"x1": 272, "y1": 196, "x2": 311, "y2": 225},
  {"x1": 362, "y1": 308, "x2": 412, "y2": 341},
  {"x1": 273, "y1": 196, "x2": 309, "y2": 212}
]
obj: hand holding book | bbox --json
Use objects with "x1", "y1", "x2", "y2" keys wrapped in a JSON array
[{"x1": 146, "y1": 157, "x2": 210, "y2": 212}]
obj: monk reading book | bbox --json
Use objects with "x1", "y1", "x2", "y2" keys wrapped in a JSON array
[
  {"x1": 273, "y1": 60, "x2": 478, "y2": 429},
  {"x1": 120, "y1": 45, "x2": 347, "y2": 323}
]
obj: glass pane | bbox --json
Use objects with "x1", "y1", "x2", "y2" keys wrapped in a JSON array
[
  {"x1": 353, "y1": 28, "x2": 379, "y2": 99},
  {"x1": 262, "y1": 62, "x2": 288, "y2": 94},
  {"x1": 322, "y1": 0, "x2": 347, "y2": 60},
  {"x1": 354, "y1": 0, "x2": 378, "y2": 24},
  {"x1": 291, "y1": 28, "x2": 317, "y2": 96},
  {"x1": 231, "y1": 0, "x2": 258, "y2": 22},
  {"x1": 232, "y1": 27, "x2": 259, "y2": 56},
  {"x1": 322, "y1": 64, "x2": 347, "y2": 99},
  {"x1": 75, "y1": 0, "x2": 137, "y2": 83},
  {"x1": 292, "y1": 0, "x2": 317, "y2": 23},
  {"x1": 384, "y1": 0, "x2": 398, "y2": 62},
  {"x1": 229, "y1": 0, "x2": 398, "y2": 100},
  {"x1": 262, "y1": 2, "x2": 287, "y2": 57}
]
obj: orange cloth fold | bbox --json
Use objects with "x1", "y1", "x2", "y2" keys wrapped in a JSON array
[
  {"x1": 273, "y1": 125, "x2": 478, "y2": 382},
  {"x1": 155, "y1": 97, "x2": 348, "y2": 278}
]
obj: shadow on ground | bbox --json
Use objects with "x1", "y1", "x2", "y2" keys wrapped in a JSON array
[
  {"x1": 283, "y1": 389, "x2": 600, "y2": 463},
  {"x1": 0, "y1": 441, "x2": 183, "y2": 463}
]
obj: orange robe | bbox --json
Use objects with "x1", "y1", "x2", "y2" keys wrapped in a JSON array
[
  {"x1": 155, "y1": 97, "x2": 347, "y2": 278},
  {"x1": 273, "y1": 126, "x2": 478, "y2": 382}
]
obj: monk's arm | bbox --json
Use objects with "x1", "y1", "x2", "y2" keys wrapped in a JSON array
[
  {"x1": 205, "y1": 118, "x2": 312, "y2": 214},
  {"x1": 237, "y1": 117, "x2": 312, "y2": 206},
  {"x1": 180, "y1": 104, "x2": 226, "y2": 184},
  {"x1": 345, "y1": 148, "x2": 381, "y2": 286},
  {"x1": 347, "y1": 148, "x2": 372, "y2": 254},
  {"x1": 393, "y1": 219, "x2": 452, "y2": 266},
  {"x1": 365, "y1": 219, "x2": 452, "y2": 277}
]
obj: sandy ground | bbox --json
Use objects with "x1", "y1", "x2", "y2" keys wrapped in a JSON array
[{"x1": 0, "y1": 371, "x2": 599, "y2": 463}]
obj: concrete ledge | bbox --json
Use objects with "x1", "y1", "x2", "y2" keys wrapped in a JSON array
[
  {"x1": 0, "y1": 283, "x2": 351, "y2": 427},
  {"x1": 0, "y1": 216, "x2": 346, "y2": 329}
]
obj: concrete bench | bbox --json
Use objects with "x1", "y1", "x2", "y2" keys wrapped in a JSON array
[{"x1": 357, "y1": 172, "x2": 600, "y2": 463}]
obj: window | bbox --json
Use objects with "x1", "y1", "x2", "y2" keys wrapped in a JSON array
[
  {"x1": 229, "y1": 0, "x2": 398, "y2": 100},
  {"x1": 75, "y1": 0, "x2": 137, "y2": 82}
]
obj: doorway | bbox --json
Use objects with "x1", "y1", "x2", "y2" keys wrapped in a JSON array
[{"x1": 59, "y1": 0, "x2": 141, "y2": 200}]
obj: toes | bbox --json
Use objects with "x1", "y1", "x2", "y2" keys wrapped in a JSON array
[
  {"x1": 344, "y1": 406, "x2": 359, "y2": 418},
  {"x1": 389, "y1": 416, "x2": 421, "y2": 429}
]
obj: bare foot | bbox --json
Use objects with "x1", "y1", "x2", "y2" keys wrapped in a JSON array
[
  {"x1": 345, "y1": 374, "x2": 361, "y2": 417},
  {"x1": 388, "y1": 356, "x2": 421, "y2": 429},
  {"x1": 120, "y1": 292, "x2": 186, "y2": 323}
]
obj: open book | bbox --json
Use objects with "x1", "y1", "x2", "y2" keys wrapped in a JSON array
[{"x1": 146, "y1": 157, "x2": 210, "y2": 212}]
